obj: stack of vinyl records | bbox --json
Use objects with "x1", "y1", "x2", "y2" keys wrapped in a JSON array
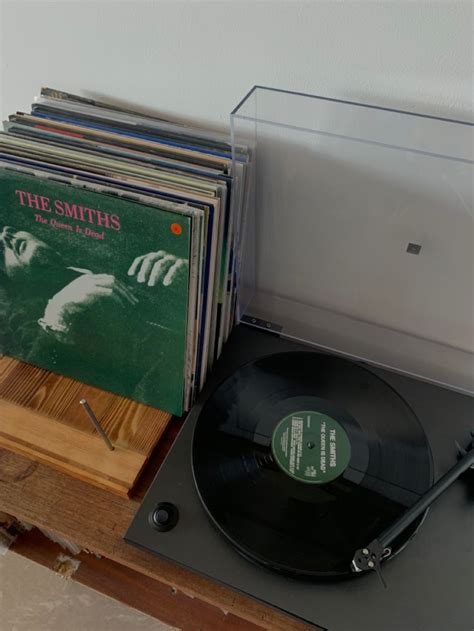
[{"x1": 0, "y1": 88, "x2": 250, "y2": 416}]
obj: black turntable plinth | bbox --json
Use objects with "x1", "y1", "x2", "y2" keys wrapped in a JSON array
[{"x1": 125, "y1": 325, "x2": 474, "y2": 631}]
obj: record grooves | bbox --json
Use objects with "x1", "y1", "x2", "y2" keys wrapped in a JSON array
[{"x1": 192, "y1": 351, "x2": 434, "y2": 578}]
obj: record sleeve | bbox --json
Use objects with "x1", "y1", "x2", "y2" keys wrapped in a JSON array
[{"x1": 0, "y1": 168, "x2": 196, "y2": 415}]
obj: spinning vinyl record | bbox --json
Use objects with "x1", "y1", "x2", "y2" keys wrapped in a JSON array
[{"x1": 192, "y1": 352, "x2": 434, "y2": 578}]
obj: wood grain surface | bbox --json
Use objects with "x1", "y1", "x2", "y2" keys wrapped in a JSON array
[
  {"x1": 0, "y1": 448, "x2": 314, "y2": 631},
  {"x1": 0, "y1": 357, "x2": 172, "y2": 495}
]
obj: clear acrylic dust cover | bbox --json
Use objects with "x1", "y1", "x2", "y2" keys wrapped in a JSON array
[{"x1": 231, "y1": 86, "x2": 473, "y2": 393}]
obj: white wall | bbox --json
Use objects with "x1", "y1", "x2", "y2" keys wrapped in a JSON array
[{"x1": 1, "y1": 1, "x2": 472, "y2": 128}]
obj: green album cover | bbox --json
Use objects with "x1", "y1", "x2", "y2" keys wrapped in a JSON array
[{"x1": 0, "y1": 169, "x2": 191, "y2": 415}]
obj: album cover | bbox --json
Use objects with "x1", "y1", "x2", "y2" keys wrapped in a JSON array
[{"x1": 0, "y1": 169, "x2": 192, "y2": 415}]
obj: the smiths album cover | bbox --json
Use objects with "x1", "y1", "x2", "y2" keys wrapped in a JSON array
[{"x1": 0, "y1": 170, "x2": 191, "y2": 415}]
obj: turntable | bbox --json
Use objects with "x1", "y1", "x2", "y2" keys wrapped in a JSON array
[{"x1": 125, "y1": 88, "x2": 474, "y2": 630}]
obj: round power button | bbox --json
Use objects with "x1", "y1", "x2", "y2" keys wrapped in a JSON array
[{"x1": 149, "y1": 502, "x2": 179, "y2": 532}]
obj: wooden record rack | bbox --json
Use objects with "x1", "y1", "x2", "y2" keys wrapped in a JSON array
[{"x1": 0, "y1": 356, "x2": 172, "y2": 496}]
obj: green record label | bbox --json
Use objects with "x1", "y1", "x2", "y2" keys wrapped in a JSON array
[{"x1": 271, "y1": 411, "x2": 351, "y2": 484}]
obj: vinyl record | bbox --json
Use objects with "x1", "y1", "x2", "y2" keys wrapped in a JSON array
[{"x1": 192, "y1": 352, "x2": 433, "y2": 578}]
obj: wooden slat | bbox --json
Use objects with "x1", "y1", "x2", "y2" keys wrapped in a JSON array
[
  {"x1": 0, "y1": 400, "x2": 146, "y2": 495},
  {"x1": 0, "y1": 356, "x2": 171, "y2": 452},
  {"x1": 0, "y1": 449, "x2": 314, "y2": 631},
  {"x1": 0, "y1": 357, "x2": 172, "y2": 494}
]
